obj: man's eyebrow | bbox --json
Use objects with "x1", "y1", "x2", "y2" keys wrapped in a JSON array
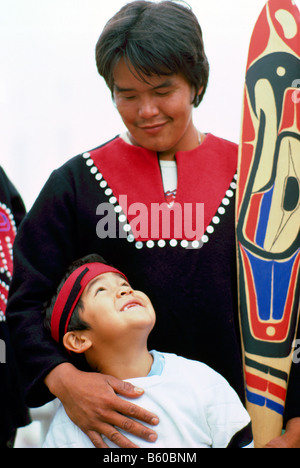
[
  {"x1": 114, "y1": 84, "x2": 135, "y2": 93},
  {"x1": 152, "y1": 79, "x2": 174, "y2": 90},
  {"x1": 114, "y1": 79, "x2": 174, "y2": 93}
]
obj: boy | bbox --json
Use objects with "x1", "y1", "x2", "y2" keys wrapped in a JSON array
[{"x1": 43, "y1": 254, "x2": 253, "y2": 448}]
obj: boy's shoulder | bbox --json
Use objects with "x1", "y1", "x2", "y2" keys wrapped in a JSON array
[{"x1": 161, "y1": 352, "x2": 228, "y2": 388}]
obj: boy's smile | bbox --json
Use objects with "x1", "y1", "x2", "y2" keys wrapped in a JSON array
[{"x1": 120, "y1": 299, "x2": 144, "y2": 312}]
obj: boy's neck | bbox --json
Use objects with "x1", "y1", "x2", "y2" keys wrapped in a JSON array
[{"x1": 87, "y1": 345, "x2": 154, "y2": 380}]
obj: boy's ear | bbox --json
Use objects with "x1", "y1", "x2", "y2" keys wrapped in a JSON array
[{"x1": 63, "y1": 331, "x2": 92, "y2": 354}]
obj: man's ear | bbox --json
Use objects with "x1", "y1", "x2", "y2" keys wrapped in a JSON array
[
  {"x1": 197, "y1": 85, "x2": 204, "y2": 96},
  {"x1": 63, "y1": 331, "x2": 92, "y2": 354}
]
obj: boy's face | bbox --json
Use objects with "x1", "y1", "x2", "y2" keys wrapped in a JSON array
[
  {"x1": 113, "y1": 58, "x2": 199, "y2": 156},
  {"x1": 79, "y1": 272, "x2": 156, "y2": 344}
]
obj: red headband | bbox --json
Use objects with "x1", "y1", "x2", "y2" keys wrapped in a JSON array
[{"x1": 51, "y1": 263, "x2": 128, "y2": 344}]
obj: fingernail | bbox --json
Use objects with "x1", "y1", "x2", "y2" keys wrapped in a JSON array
[
  {"x1": 148, "y1": 433, "x2": 158, "y2": 442},
  {"x1": 151, "y1": 417, "x2": 159, "y2": 425},
  {"x1": 134, "y1": 386, "x2": 144, "y2": 394}
]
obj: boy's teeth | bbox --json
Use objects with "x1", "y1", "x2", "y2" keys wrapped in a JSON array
[{"x1": 124, "y1": 303, "x2": 139, "y2": 311}]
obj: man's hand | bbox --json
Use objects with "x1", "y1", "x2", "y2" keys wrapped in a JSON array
[
  {"x1": 265, "y1": 418, "x2": 300, "y2": 448},
  {"x1": 44, "y1": 363, "x2": 159, "y2": 448}
]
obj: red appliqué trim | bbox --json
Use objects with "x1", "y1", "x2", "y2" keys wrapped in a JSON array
[
  {"x1": 0, "y1": 203, "x2": 16, "y2": 318},
  {"x1": 82, "y1": 135, "x2": 237, "y2": 249}
]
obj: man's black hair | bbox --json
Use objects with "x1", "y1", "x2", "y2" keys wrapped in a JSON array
[{"x1": 96, "y1": 0, "x2": 209, "y2": 107}]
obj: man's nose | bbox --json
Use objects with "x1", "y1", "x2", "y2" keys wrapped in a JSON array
[{"x1": 138, "y1": 96, "x2": 159, "y2": 119}]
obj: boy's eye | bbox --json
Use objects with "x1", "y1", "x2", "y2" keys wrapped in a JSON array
[{"x1": 95, "y1": 287, "x2": 105, "y2": 295}]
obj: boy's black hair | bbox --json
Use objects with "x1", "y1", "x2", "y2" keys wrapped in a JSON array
[
  {"x1": 96, "y1": 0, "x2": 209, "y2": 107},
  {"x1": 43, "y1": 253, "x2": 109, "y2": 335}
]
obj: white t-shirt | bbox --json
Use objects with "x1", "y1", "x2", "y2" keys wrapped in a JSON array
[
  {"x1": 43, "y1": 352, "x2": 253, "y2": 448},
  {"x1": 159, "y1": 159, "x2": 177, "y2": 206}
]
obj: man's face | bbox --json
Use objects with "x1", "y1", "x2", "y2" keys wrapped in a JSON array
[{"x1": 113, "y1": 59, "x2": 198, "y2": 157}]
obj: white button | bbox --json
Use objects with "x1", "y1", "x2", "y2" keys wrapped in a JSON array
[{"x1": 158, "y1": 240, "x2": 166, "y2": 248}]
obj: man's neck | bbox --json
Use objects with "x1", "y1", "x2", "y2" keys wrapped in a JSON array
[
  {"x1": 121, "y1": 127, "x2": 205, "y2": 162},
  {"x1": 158, "y1": 131, "x2": 206, "y2": 161}
]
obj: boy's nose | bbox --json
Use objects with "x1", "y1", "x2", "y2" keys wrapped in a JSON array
[{"x1": 117, "y1": 286, "x2": 133, "y2": 297}]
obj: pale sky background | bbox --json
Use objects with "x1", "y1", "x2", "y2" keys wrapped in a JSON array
[{"x1": 1, "y1": 0, "x2": 299, "y2": 210}]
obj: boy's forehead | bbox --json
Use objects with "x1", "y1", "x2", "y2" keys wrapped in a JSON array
[{"x1": 84, "y1": 272, "x2": 126, "y2": 294}]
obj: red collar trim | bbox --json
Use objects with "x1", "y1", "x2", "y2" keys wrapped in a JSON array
[{"x1": 90, "y1": 134, "x2": 237, "y2": 241}]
